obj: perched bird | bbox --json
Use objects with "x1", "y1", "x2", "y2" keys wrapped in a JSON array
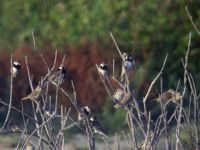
[
  {"x1": 113, "y1": 88, "x2": 133, "y2": 108},
  {"x1": 11, "y1": 60, "x2": 21, "y2": 78},
  {"x1": 113, "y1": 89, "x2": 124, "y2": 103},
  {"x1": 89, "y1": 116, "x2": 108, "y2": 138},
  {"x1": 78, "y1": 106, "x2": 91, "y2": 121},
  {"x1": 21, "y1": 84, "x2": 42, "y2": 101},
  {"x1": 120, "y1": 53, "x2": 135, "y2": 81},
  {"x1": 47, "y1": 66, "x2": 66, "y2": 86},
  {"x1": 97, "y1": 63, "x2": 109, "y2": 78},
  {"x1": 7, "y1": 120, "x2": 21, "y2": 132},
  {"x1": 24, "y1": 142, "x2": 36, "y2": 150},
  {"x1": 155, "y1": 89, "x2": 182, "y2": 104}
]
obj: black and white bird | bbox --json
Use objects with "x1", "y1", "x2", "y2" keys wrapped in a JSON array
[
  {"x1": 97, "y1": 63, "x2": 109, "y2": 78},
  {"x1": 21, "y1": 84, "x2": 42, "y2": 101},
  {"x1": 78, "y1": 106, "x2": 91, "y2": 122},
  {"x1": 11, "y1": 60, "x2": 21, "y2": 78},
  {"x1": 7, "y1": 120, "x2": 21, "y2": 132},
  {"x1": 47, "y1": 66, "x2": 66, "y2": 86},
  {"x1": 89, "y1": 116, "x2": 108, "y2": 138},
  {"x1": 120, "y1": 53, "x2": 135, "y2": 81}
]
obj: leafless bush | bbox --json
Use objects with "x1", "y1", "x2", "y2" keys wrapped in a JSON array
[
  {"x1": 0, "y1": 19, "x2": 199, "y2": 150},
  {"x1": 94, "y1": 31, "x2": 199, "y2": 150}
]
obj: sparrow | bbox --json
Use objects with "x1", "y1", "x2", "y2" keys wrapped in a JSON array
[
  {"x1": 113, "y1": 89, "x2": 125, "y2": 103},
  {"x1": 7, "y1": 120, "x2": 21, "y2": 132},
  {"x1": 120, "y1": 53, "x2": 135, "y2": 81},
  {"x1": 11, "y1": 60, "x2": 21, "y2": 78},
  {"x1": 47, "y1": 66, "x2": 66, "y2": 86},
  {"x1": 97, "y1": 63, "x2": 109, "y2": 78},
  {"x1": 21, "y1": 84, "x2": 42, "y2": 101},
  {"x1": 89, "y1": 116, "x2": 108, "y2": 138},
  {"x1": 24, "y1": 142, "x2": 36, "y2": 150},
  {"x1": 113, "y1": 88, "x2": 133, "y2": 108},
  {"x1": 78, "y1": 106, "x2": 91, "y2": 122},
  {"x1": 155, "y1": 89, "x2": 182, "y2": 104}
]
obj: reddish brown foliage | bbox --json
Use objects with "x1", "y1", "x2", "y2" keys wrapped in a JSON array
[{"x1": 0, "y1": 43, "x2": 115, "y2": 109}]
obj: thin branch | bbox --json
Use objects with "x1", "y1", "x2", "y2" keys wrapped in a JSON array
[
  {"x1": 0, "y1": 56, "x2": 13, "y2": 131},
  {"x1": 175, "y1": 31, "x2": 192, "y2": 150},
  {"x1": 25, "y1": 56, "x2": 33, "y2": 91},
  {"x1": 110, "y1": 32, "x2": 123, "y2": 59},
  {"x1": 32, "y1": 30, "x2": 37, "y2": 51},
  {"x1": 185, "y1": 6, "x2": 200, "y2": 36},
  {"x1": 143, "y1": 53, "x2": 168, "y2": 117}
]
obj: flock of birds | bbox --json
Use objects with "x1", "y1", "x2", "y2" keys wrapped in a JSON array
[{"x1": 6, "y1": 52, "x2": 182, "y2": 149}]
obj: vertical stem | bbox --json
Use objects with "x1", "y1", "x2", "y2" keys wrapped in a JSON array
[
  {"x1": 175, "y1": 32, "x2": 191, "y2": 150},
  {"x1": 0, "y1": 55, "x2": 13, "y2": 131},
  {"x1": 160, "y1": 77, "x2": 171, "y2": 150},
  {"x1": 128, "y1": 110, "x2": 137, "y2": 149}
]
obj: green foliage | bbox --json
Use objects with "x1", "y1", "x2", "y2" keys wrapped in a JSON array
[
  {"x1": 131, "y1": 1, "x2": 200, "y2": 89},
  {"x1": 0, "y1": 1, "x2": 199, "y2": 89},
  {"x1": 100, "y1": 97, "x2": 126, "y2": 133},
  {"x1": 0, "y1": 0, "x2": 133, "y2": 49}
]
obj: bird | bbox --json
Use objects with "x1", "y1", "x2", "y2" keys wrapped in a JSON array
[
  {"x1": 89, "y1": 116, "x2": 108, "y2": 138},
  {"x1": 97, "y1": 63, "x2": 109, "y2": 78},
  {"x1": 78, "y1": 106, "x2": 91, "y2": 122},
  {"x1": 11, "y1": 60, "x2": 21, "y2": 78},
  {"x1": 155, "y1": 89, "x2": 182, "y2": 104},
  {"x1": 113, "y1": 88, "x2": 133, "y2": 108},
  {"x1": 21, "y1": 84, "x2": 43, "y2": 101},
  {"x1": 120, "y1": 52, "x2": 135, "y2": 81},
  {"x1": 113, "y1": 89, "x2": 125, "y2": 103},
  {"x1": 47, "y1": 66, "x2": 66, "y2": 86},
  {"x1": 7, "y1": 120, "x2": 21, "y2": 132},
  {"x1": 24, "y1": 142, "x2": 36, "y2": 150}
]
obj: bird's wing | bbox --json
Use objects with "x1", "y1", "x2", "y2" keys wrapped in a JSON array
[{"x1": 48, "y1": 71, "x2": 60, "y2": 81}]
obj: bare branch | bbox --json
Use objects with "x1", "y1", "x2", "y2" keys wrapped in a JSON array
[{"x1": 185, "y1": 6, "x2": 200, "y2": 36}]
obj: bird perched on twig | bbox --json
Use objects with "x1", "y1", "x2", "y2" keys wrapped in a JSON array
[
  {"x1": 113, "y1": 88, "x2": 134, "y2": 108},
  {"x1": 7, "y1": 120, "x2": 21, "y2": 132},
  {"x1": 47, "y1": 66, "x2": 66, "y2": 86},
  {"x1": 155, "y1": 89, "x2": 182, "y2": 104},
  {"x1": 120, "y1": 53, "x2": 135, "y2": 81},
  {"x1": 11, "y1": 60, "x2": 21, "y2": 78},
  {"x1": 89, "y1": 116, "x2": 108, "y2": 138},
  {"x1": 113, "y1": 89, "x2": 124, "y2": 103},
  {"x1": 115, "y1": 90, "x2": 133, "y2": 109},
  {"x1": 78, "y1": 106, "x2": 91, "y2": 122},
  {"x1": 97, "y1": 63, "x2": 109, "y2": 78},
  {"x1": 21, "y1": 84, "x2": 43, "y2": 101}
]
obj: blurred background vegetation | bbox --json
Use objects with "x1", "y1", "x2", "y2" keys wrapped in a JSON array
[{"x1": 0, "y1": 0, "x2": 200, "y2": 139}]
